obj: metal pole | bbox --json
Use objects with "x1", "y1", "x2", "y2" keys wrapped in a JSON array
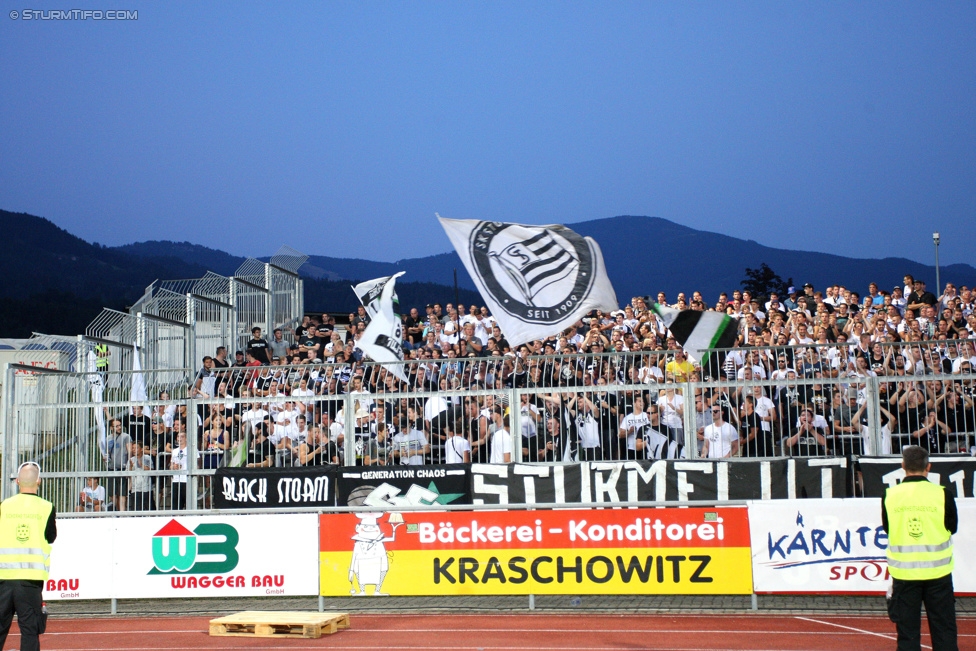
[
  {"x1": 265, "y1": 264, "x2": 274, "y2": 336},
  {"x1": 933, "y1": 232, "x2": 941, "y2": 304},
  {"x1": 3, "y1": 366, "x2": 17, "y2": 499},
  {"x1": 186, "y1": 295, "x2": 197, "y2": 372},
  {"x1": 682, "y1": 381, "x2": 697, "y2": 458},
  {"x1": 187, "y1": 397, "x2": 199, "y2": 510}
]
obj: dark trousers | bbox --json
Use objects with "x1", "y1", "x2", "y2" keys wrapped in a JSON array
[
  {"x1": 171, "y1": 481, "x2": 188, "y2": 509},
  {"x1": 0, "y1": 579, "x2": 44, "y2": 651},
  {"x1": 888, "y1": 574, "x2": 958, "y2": 651}
]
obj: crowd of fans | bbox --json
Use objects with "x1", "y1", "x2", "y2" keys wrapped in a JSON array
[{"x1": 92, "y1": 275, "x2": 976, "y2": 511}]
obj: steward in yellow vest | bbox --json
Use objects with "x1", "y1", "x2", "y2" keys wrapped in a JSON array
[
  {"x1": 882, "y1": 445, "x2": 957, "y2": 651},
  {"x1": 0, "y1": 463, "x2": 57, "y2": 651},
  {"x1": 94, "y1": 343, "x2": 110, "y2": 370}
]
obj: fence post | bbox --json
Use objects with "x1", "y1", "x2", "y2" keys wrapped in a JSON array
[
  {"x1": 682, "y1": 381, "x2": 697, "y2": 458},
  {"x1": 187, "y1": 396, "x2": 199, "y2": 510},
  {"x1": 186, "y1": 295, "x2": 197, "y2": 372},
  {"x1": 510, "y1": 388, "x2": 522, "y2": 463},
  {"x1": 2, "y1": 365, "x2": 17, "y2": 500},
  {"x1": 75, "y1": 336, "x2": 89, "y2": 477},
  {"x1": 865, "y1": 375, "x2": 881, "y2": 456},
  {"x1": 343, "y1": 393, "x2": 355, "y2": 466},
  {"x1": 229, "y1": 279, "x2": 239, "y2": 356}
]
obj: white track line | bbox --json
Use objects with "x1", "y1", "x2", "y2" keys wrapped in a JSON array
[{"x1": 794, "y1": 616, "x2": 916, "y2": 647}]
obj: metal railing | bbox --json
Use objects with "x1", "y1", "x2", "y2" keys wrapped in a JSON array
[{"x1": 7, "y1": 355, "x2": 976, "y2": 514}]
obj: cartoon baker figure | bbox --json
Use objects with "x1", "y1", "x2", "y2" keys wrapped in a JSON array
[{"x1": 349, "y1": 512, "x2": 403, "y2": 595}]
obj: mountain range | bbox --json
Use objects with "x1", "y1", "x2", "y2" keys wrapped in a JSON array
[
  {"x1": 116, "y1": 215, "x2": 976, "y2": 304},
  {"x1": 2, "y1": 208, "x2": 973, "y2": 338}
]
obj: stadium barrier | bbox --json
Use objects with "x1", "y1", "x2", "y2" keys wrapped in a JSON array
[
  {"x1": 44, "y1": 499, "x2": 976, "y2": 601},
  {"x1": 5, "y1": 361, "x2": 976, "y2": 513}
]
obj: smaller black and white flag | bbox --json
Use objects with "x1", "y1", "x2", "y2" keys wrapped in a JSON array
[
  {"x1": 438, "y1": 216, "x2": 618, "y2": 346},
  {"x1": 652, "y1": 303, "x2": 738, "y2": 376},
  {"x1": 352, "y1": 272, "x2": 403, "y2": 319},
  {"x1": 355, "y1": 274, "x2": 408, "y2": 383}
]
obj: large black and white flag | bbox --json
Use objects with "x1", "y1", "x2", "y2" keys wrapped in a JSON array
[
  {"x1": 352, "y1": 272, "x2": 403, "y2": 319},
  {"x1": 355, "y1": 273, "x2": 408, "y2": 382},
  {"x1": 438, "y1": 216, "x2": 618, "y2": 346},
  {"x1": 652, "y1": 303, "x2": 738, "y2": 376}
]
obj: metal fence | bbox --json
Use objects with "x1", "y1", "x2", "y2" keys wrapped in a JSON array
[{"x1": 6, "y1": 354, "x2": 976, "y2": 514}]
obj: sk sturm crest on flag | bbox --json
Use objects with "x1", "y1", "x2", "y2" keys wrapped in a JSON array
[
  {"x1": 651, "y1": 303, "x2": 738, "y2": 378},
  {"x1": 438, "y1": 216, "x2": 618, "y2": 346},
  {"x1": 355, "y1": 273, "x2": 409, "y2": 383}
]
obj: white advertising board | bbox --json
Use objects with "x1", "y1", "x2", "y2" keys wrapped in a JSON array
[
  {"x1": 46, "y1": 514, "x2": 319, "y2": 599},
  {"x1": 749, "y1": 498, "x2": 976, "y2": 594},
  {"x1": 45, "y1": 518, "x2": 114, "y2": 600}
]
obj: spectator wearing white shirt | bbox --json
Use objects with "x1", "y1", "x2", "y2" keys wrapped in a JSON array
[
  {"x1": 619, "y1": 396, "x2": 650, "y2": 460},
  {"x1": 443, "y1": 420, "x2": 471, "y2": 464},
  {"x1": 702, "y1": 404, "x2": 739, "y2": 458},
  {"x1": 489, "y1": 415, "x2": 513, "y2": 464},
  {"x1": 391, "y1": 412, "x2": 429, "y2": 465}
]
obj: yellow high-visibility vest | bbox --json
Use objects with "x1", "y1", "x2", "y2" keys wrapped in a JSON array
[
  {"x1": 0, "y1": 493, "x2": 53, "y2": 581},
  {"x1": 95, "y1": 343, "x2": 110, "y2": 369},
  {"x1": 885, "y1": 479, "x2": 953, "y2": 581}
]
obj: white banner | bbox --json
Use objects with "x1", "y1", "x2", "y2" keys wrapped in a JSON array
[
  {"x1": 438, "y1": 216, "x2": 618, "y2": 346},
  {"x1": 749, "y1": 498, "x2": 976, "y2": 594},
  {"x1": 356, "y1": 273, "x2": 408, "y2": 382},
  {"x1": 46, "y1": 519, "x2": 114, "y2": 600},
  {"x1": 46, "y1": 514, "x2": 319, "y2": 599}
]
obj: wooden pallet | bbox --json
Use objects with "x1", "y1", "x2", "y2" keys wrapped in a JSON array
[{"x1": 209, "y1": 611, "x2": 350, "y2": 638}]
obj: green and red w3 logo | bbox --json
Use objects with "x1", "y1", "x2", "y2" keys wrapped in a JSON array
[{"x1": 148, "y1": 520, "x2": 239, "y2": 575}]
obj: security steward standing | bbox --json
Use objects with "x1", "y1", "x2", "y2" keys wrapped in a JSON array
[
  {"x1": 94, "y1": 342, "x2": 110, "y2": 378},
  {"x1": 882, "y1": 445, "x2": 957, "y2": 651},
  {"x1": 0, "y1": 462, "x2": 57, "y2": 651}
]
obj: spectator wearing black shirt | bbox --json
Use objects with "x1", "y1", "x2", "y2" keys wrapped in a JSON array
[
  {"x1": 907, "y1": 279, "x2": 937, "y2": 312},
  {"x1": 298, "y1": 325, "x2": 322, "y2": 358},
  {"x1": 298, "y1": 426, "x2": 339, "y2": 466},
  {"x1": 404, "y1": 308, "x2": 424, "y2": 348},
  {"x1": 245, "y1": 423, "x2": 275, "y2": 467},
  {"x1": 247, "y1": 327, "x2": 271, "y2": 365},
  {"x1": 295, "y1": 315, "x2": 311, "y2": 340},
  {"x1": 122, "y1": 406, "x2": 153, "y2": 449}
]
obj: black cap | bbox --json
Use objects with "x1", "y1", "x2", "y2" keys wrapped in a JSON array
[{"x1": 803, "y1": 283, "x2": 813, "y2": 289}]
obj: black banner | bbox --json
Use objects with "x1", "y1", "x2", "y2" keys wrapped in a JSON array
[
  {"x1": 859, "y1": 456, "x2": 976, "y2": 498},
  {"x1": 214, "y1": 465, "x2": 336, "y2": 509},
  {"x1": 470, "y1": 458, "x2": 849, "y2": 504},
  {"x1": 337, "y1": 464, "x2": 471, "y2": 507}
]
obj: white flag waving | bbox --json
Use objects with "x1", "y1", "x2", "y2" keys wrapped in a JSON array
[
  {"x1": 352, "y1": 272, "x2": 404, "y2": 319},
  {"x1": 87, "y1": 350, "x2": 107, "y2": 455},
  {"x1": 438, "y1": 216, "x2": 618, "y2": 346},
  {"x1": 356, "y1": 274, "x2": 409, "y2": 383}
]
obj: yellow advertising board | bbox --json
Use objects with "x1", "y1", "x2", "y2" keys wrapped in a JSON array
[{"x1": 320, "y1": 507, "x2": 752, "y2": 596}]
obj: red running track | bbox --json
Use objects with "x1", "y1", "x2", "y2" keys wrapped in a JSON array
[{"x1": 6, "y1": 613, "x2": 975, "y2": 650}]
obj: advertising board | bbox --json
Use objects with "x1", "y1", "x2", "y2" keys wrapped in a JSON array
[
  {"x1": 749, "y1": 498, "x2": 976, "y2": 594},
  {"x1": 45, "y1": 518, "x2": 114, "y2": 600},
  {"x1": 47, "y1": 514, "x2": 319, "y2": 599},
  {"x1": 320, "y1": 507, "x2": 752, "y2": 596}
]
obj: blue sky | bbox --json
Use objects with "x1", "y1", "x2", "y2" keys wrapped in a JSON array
[{"x1": 1, "y1": 2, "x2": 973, "y2": 265}]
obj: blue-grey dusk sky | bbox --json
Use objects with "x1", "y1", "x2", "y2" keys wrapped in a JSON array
[{"x1": 1, "y1": 2, "x2": 974, "y2": 265}]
